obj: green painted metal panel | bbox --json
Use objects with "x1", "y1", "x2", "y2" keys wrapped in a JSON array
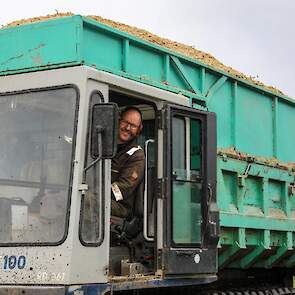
[
  {"x1": 83, "y1": 22, "x2": 122, "y2": 71},
  {"x1": 277, "y1": 101, "x2": 295, "y2": 162},
  {"x1": 180, "y1": 61, "x2": 202, "y2": 94},
  {"x1": 208, "y1": 81, "x2": 234, "y2": 147},
  {"x1": 128, "y1": 44, "x2": 163, "y2": 81},
  {"x1": 219, "y1": 170, "x2": 237, "y2": 210},
  {"x1": 268, "y1": 180, "x2": 284, "y2": 210},
  {"x1": 79, "y1": 16, "x2": 294, "y2": 162},
  {"x1": 0, "y1": 16, "x2": 81, "y2": 73},
  {"x1": 220, "y1": 212, "x2": 295, "y2": 232},
  {"x1": 204, "y1": 71, "x2": 220, "y2": 96},
  {"x1": 244, "y1": 229, "x2": 264, "y2": 246},
  {"x1": 218, "y1": 155, "x2": 295, "y2": 268},
  {"x1": 243, "y1": 176, "x2": 263, "y2": 207},
  {"x1": 235, "y1": 86, "x2": 273, "y2": 157},
  {"x1": 167, "y1": 61, "x2": 189, "y2": 91}
]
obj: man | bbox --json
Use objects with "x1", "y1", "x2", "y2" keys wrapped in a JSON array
[{"x1": 111, "y1": 106, "x2": 145, "y2": 219}]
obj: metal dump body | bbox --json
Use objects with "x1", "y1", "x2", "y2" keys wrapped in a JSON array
[{"x1": 0, "y1": 15, "x2": 294, "y2": 270}]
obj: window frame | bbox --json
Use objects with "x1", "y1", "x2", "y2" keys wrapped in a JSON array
[
  {"x1": 170, "y1": 110, "x2": 205, "y2": 248},
  {"x1": 79, "y1": 90, "x2": 106, "y2": 247},
  {"x1": 0, "y1": 84, "x2": 79, "y2": 247}
]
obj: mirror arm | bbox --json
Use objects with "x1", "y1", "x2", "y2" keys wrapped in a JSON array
[{"x1": 84, "y1": 126, "x2": 103, "y2": 173}]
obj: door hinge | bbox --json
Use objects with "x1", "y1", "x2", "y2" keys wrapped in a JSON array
[
  {"x1": 78, "y1": 183, "x2": 88, "y2": 196},
  {"x1": 289, "y1": 184, "x2": 295, "y2": 196},
  {"x1": 157, "y1": 110, "x2": 166, "y2": 130},
  {"x1": 157, "y1": 249, "x2": 165, "y2": 272},
  {"x1": 157, "y1": 178, "x2": 167, "y2": 199}
]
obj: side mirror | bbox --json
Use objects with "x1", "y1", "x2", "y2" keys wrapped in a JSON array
[{"x1": 91, "y1": 103, "x2": 118, "y2": 159}]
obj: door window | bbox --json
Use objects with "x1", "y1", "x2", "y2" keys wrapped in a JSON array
[
  {"x1": 171, "y1": 115, "x2": 203, "y2": 245},
  {"x1": 80, "y1": 92, "x2": 104, "y2": 245},
  {"x1": 0, "y1": 87, "x2": 77, "y2": 244}
]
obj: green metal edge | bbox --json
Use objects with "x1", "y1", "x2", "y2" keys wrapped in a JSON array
[
  {"x1": 88, "y1": 64, "x2": 207, "y2": 104},
  {"x1": 220, "y1": 213, "x2": 295, "y2": 232},
  {"x1": 218, "y1": 156, "x2": 295, "y2": 182},
  {"x1": 0, "y1": 61, "x2": 83, "y2": 77}
]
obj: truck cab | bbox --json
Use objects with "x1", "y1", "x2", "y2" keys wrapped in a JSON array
[{"x1": 0, "y1": 66, "x2": 219, "y2": 293}]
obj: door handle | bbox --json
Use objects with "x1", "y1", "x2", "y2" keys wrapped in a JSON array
[
  {"x1": 176, "y1": 251, "x2": 194, "y2": 257},
  {"x1": 207, "y1": 183, "x2": 213, "y2": 205}
]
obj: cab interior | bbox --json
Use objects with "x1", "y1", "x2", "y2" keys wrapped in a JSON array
[{"x1": 109, "y1": 91, "x2": 157, "y2": 277}]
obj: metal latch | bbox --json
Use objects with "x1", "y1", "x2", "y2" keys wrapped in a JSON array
[
  {"x1": 289, "y1": 184, "x2": 295, "y2": 196},
  {"x1": 176, "y1": 251, "x2": 194, "y2": 257},
  {"x1": 157, "y1": 110, "x2": 166, "y2": 130},
  {"x1": 157, "y1": 178, "x2": 166, "y2": 199},
  {"x1": 78, "y1": 184, "x2": 88, "y2": 196},
  {"x1": 238, "y1": 163, "x2": 252, "y2": 187}
]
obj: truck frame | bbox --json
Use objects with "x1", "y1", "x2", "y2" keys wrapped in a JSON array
[{"x1": 0, "y1": 14, "x2": 294, "y2": 295}]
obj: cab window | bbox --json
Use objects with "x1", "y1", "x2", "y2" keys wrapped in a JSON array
[{"x1": 171, "y1": 115, "x2": 203, "y2": 245}]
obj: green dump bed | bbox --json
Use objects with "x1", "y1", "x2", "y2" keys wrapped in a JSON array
[{"x1": 0, "y1": 15, "x2": 294, "y2": 269}]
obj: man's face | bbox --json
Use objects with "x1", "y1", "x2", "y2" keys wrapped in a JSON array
[{"x1": 119, "y1": 110, "x2": 142, "y2": 143}]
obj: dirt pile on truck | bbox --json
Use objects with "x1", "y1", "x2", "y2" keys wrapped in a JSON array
[
  {"x1": 2, "y1": 12, "x2": 284, "y2": 96},
  {"x1": 2, "y1": 12, "x2": 74, "y2": 28}
]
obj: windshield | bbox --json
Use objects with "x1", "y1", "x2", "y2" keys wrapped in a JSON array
[{"x1": 0, "y1": 87, "x2": 76, "y2": 244}]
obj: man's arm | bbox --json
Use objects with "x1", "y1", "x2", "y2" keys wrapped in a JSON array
[{"x1": 111, "y1": 150, "x2": 145, "y2": 201}]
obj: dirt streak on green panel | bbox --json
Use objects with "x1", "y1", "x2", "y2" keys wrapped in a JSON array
[{"x1": 0, "y1": 16, "x2": 82, "y2": 72}]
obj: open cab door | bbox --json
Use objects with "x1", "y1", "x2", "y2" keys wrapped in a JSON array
[{"x1": 157, "y1": 104, "x2": 219, "y2": 278}]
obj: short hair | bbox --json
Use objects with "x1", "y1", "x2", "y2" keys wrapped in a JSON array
[{"x1": 120, "y1": 106, "x2": 143, "y2": 123}]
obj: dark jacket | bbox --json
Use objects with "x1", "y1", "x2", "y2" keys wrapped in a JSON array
[{"x1": 111, "y1": 139, "x2": 145, "y2": 218}]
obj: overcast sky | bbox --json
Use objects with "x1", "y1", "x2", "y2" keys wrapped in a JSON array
[{"x1": 1, "y1": 0, "x2": 294, "y2": 99}]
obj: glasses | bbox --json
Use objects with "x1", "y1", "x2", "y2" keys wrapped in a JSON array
[{"x1": 120, "y1": 119, "x2": 140, "y2": 131}]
